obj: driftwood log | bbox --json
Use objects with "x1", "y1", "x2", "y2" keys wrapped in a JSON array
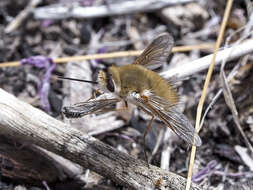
[{"x1": 0, "y1": 88, "x2": 202, "y2": 190}]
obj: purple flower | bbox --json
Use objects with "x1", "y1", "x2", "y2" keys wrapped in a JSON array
[
  {"x1": 192, "y1": 160, "x2": 218, "y2": 183},
  {"x1": 95, "y1": 47, "x2": 107, "y2": 63},
  {"x1": 21, "y1": 56, "x2": 56, "y2": 112},
  {"x1": 41, "y1": 20, "x2": 55, "y2": 28}
]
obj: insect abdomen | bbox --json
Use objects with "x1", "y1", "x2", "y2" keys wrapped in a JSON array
[{"x1": 145, "y1": 69, "x2": 179, "y2": 104}]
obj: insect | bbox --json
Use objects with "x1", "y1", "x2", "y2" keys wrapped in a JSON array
[
  {"x1": 59, "y1": 33, "x2": 202, "y2": 165},
  {"x1": 154, "y1": 177, "x2": 163, "y2": 188}
]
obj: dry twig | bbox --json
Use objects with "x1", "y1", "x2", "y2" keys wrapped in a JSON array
[
  {"x1": 5, "y1": 0, "x2": 41, "y2": 33},
  {"x1": 235, "y1": 146, "x2": 253, "y2": 171},
  {"x1": 220, "y1": 47, "x2": 253, "y2": 157}
]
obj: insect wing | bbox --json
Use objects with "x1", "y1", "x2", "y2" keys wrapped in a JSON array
[
  {"x1": 148, "y1": 94, "x2": 201, "y2": 146},
  {"x1": 158, "y1": 106, "x2": 202, "y2": 146},
  {"x1": 129, "y1": 92, "x2": 202, "y2": 146},
  {"x1": 134, "y1": 33, "x2": 174, "y2": 69},
  {"x1": 62, "y1": 98, "x2": 120, "y2": 118}
]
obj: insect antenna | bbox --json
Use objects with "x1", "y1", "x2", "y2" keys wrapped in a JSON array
[{"x1": 57, "y1": 76, "x2": 98, "y2": 84}]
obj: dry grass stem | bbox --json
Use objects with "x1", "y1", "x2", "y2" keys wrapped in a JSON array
[
  {"x1": 185, "y1": 0, "x2": 234, "y2": 189},
  {"x1": 0, "y1": 43, "x2": 214, "y2": 68}
]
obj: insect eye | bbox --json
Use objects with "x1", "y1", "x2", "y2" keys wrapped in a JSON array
[{"x1": 106, "y1": 74, "x2": 115, "y2": 92}]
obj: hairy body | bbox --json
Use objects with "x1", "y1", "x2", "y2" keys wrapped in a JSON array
[{"x1": 108, "y1": 64, "x2": 178, "y2": 104}]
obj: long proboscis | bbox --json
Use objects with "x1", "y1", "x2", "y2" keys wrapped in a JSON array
[{"x1": 57, "y1": 76, "x2": 98, "y2": 84}]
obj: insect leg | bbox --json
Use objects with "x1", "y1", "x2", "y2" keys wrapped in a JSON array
[
  {"x1": 143, "y1": 114, "x2": 154, "y2": 168},
  {"x1": 87, "y1": 89, "x2": 103, "y2": 101},
  {"x1": 139, "y1": 95, "x2": 155, "y2": 166}
]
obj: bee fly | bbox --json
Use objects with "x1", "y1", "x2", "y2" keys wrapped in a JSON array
[{"x1": 59, "y1": 33, "x2": 202, "y2": 165}]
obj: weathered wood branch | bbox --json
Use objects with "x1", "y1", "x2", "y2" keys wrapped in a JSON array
[
  {"x1": 33, "y1": 0, "x2": 195, "y2": 20},
  {"x1": 160, "y1": 38, "x2": 253, "y2": 79},
  {"x1": 0, "y1": 89, "x2": 202, "y2": 190}
]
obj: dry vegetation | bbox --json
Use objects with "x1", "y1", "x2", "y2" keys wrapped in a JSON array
[{"x1": 0, "y1": 0, "x2": 253, "y2": 189}]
